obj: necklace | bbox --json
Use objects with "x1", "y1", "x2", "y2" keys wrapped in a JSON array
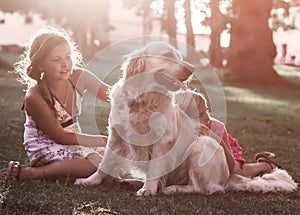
[
  {"x1": 46, "y1": 80, "x2": 69, "y2": 107},
  {"x1": 62, "y1": 80, "x2": 69, "y2": 107}
]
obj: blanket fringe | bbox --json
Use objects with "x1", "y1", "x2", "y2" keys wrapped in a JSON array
[{"x1": 225, "y1": 168, "x2": 298, "y2": 193}]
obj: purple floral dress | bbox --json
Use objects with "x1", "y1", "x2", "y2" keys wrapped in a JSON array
[{"x1": 23, "y1": 87, "x2": 99, "y2": 166}]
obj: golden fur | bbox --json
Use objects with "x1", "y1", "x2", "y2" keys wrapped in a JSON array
[
  {"x1": 75, "y1": 42, "x2": 230, "y2": 195},
  {"x1": 75, "y1": 42, "x2": 298, "y2": 195}
]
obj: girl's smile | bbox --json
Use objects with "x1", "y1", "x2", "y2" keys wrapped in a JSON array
[{"x1": 41, "y1": 42, "x2": 73, "y2": 82}]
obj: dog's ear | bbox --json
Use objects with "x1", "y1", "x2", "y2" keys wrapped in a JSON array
[{"x1": 125, "y1": 57, "x2": 145, "y2": 79}]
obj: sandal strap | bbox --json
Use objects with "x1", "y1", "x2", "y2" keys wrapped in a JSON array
[
  {"x1": 255, "y1": 151, "x2": 275, "y2": 161},
  {"x1": 256, "y1": 155, "x2": 282, "y2": 169},
  {"x1": 7, "y1": 161, "x2": 21, "y2": 181},
  {"x1": 257, "y1": 158, "x2": 275, "y2": 171}
]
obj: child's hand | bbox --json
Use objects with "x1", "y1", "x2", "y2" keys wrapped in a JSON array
[{"x1": 198, "y1": 124, "x2": 210, "y2": 136}]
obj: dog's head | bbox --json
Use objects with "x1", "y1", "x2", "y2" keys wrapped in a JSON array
[
  {"x1": 110, "y1": 42, "x2": 194, "y2": 144},
  {"x1": 121, "y1": 41, "x2": 194, "y2": 84},
  {"x1": 106, "y1": 42, "x2": 201, "y2": 181}
]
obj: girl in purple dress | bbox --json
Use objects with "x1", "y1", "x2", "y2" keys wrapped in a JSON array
[{"x1": 7, "y1": 26, "x2": 110, "y2": 181}]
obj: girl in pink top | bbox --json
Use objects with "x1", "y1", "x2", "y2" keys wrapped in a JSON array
[{"x1": 175, "y1": 89, "x2": 278, "y2": 177}]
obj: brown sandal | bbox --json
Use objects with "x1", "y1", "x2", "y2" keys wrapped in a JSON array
[
  {"x1": 7, "y1": 161, "x2": 21, "y2": 181},
  {"x1": 254, "y1": 151, "x2": 275, "y2": 161},
  {"x1": 256, "y1": 154, "x2": 282, "y2": 169}
]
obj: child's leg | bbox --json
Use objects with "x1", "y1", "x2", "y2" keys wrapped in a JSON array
[
  {"x1": 10, "y1": 158, "x2": 99, "y2": 180},
  {"x1": 86, "y1": 152, "x2": 102, "y2": 169},
  {"x1": 233, "y1": 160, "x2": 275, "y2": 177}
]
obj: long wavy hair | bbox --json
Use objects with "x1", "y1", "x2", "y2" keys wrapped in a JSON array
[
  {"x1": 14, "y1": 26, "x2": 83, "y2": 114},
  {"x1": 14, "y1": 26, "x2": 83, "y2": 89}
]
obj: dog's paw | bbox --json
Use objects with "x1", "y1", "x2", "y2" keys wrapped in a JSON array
[
  {"x1": 162, "y1": 185, "x2": 178, "y2": 195},
  {"x1": 136, "y1": 188, "x2": 157, "y2": 196}
]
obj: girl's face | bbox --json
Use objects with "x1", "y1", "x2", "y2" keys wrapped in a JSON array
[
  {"x1": 40, "y1": 42, "x2": 72, "y2": 82},
  {"x1": 193, "y1": 95, "x2": 210, "y2": 126}
]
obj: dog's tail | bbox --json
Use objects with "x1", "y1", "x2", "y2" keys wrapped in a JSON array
[{"x1": 225, "y1": 168, "x2": 298, "y2": 193}]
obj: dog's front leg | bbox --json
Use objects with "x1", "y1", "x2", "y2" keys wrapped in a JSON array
[
  {"x1": 74, "y1": 169, "x2": 107, "y2": 186},
  {"x1": 136, "y1": 178, "x2": 160, "y2": 196},
  {"x1": 136, "y1": 157, "x2": 167, "y2": 196}
]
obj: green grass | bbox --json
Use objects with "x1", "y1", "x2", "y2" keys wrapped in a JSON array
[{"x1": 0, "y1": 67, "x2": 300, "y2": 214}]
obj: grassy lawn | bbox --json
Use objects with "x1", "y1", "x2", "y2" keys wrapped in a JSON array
[{"x1": 0, "y1": 63, "x2": 299, "y2": 214}]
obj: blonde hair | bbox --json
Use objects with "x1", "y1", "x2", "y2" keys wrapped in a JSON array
[
  {"x1": 121, "y1": 41, "x2": 186, "y2": 80},
  {"x1": 14, "y1": 26, "x2": 83, "y2": 115},
  {"x1": 14, "y1": 26, "x2": 83, "y2": 90},
  {"x1": 175, "y1": 90, "x2": 209, "y2": 122}
]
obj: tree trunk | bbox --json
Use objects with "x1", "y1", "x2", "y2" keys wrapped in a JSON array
[
  {"x1": 142, "y1": 0, "x2": 152, "y2": 35},
  {"x1": 208, "y1": 0, "x2": 225, "y2": 68},
  {"x1": 164, "y1": 0, "x2": 177, "y2": 45},
  {"x1": 226, "y1": 0, "x2": 280, "y2": 83},
  {"x1": 184, "y1": 0, "x2": 195, "y2": 48}
]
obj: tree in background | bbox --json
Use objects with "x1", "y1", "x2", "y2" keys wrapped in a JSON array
[
  {"x1": 207, "y1": 0, "x2": 228, "y2": 68},
  {"x1": 141, "y1": 0, "x2": 153, "y2": 35},
  {"x1": 0, "y1": 0, "x2": 35, "y2": 24},
  {"x1": 0, "y1": 0, "x2": 111, "y2": 57},
  {"x1": 184, "y1": 0, "x2": 195, "y2": 48},
  {"x1": 225, "y1": 0, "x2": 281, "y2": 83},
  {"x1": 163, "y1": 0, "x2": 177, "y2": 45},
  {"x1": 0, "y1": 0, "x2": 297, "y2": 85},
  {"x1": 270, "y1": 0, "x2": 291, "y2": 31}
]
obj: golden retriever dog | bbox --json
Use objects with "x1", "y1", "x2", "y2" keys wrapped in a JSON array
[
  {"x1": 75, "y1": 41, "x2": 231, "y2": 195},
  {"x1": 75, "y1": 41, "x2": 298, "y2": 195}
]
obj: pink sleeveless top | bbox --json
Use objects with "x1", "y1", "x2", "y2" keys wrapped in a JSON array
[{"x1": 209, "y1": 118, "x2": 245, "y2": 164}]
